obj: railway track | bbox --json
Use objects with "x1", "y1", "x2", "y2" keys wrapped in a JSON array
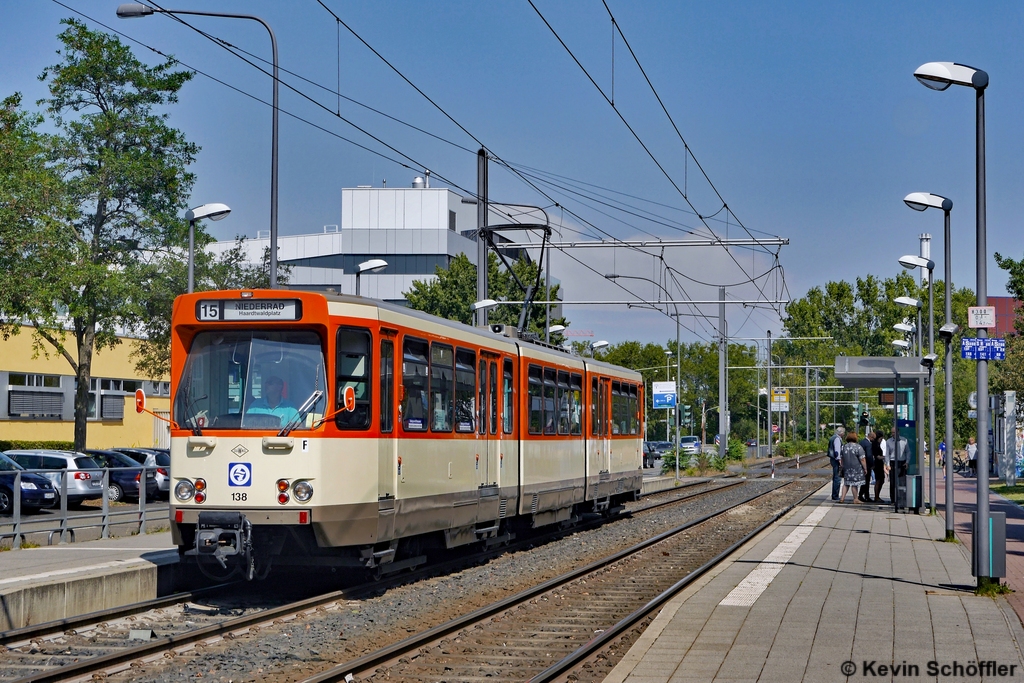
[
  {"x1": 2, "y1": 477, "x2": 757, "y2": 682},
  {"x1": 296, "y1": 478, "x2": 824, "y2": 683}
]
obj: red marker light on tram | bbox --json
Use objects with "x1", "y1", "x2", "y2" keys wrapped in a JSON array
[
  {"x1": 194, "y1": 491, "x2": 206, "y2": 504},
  {"x1": 277, "y1": 492, "x2": 289, "y2": 505}
]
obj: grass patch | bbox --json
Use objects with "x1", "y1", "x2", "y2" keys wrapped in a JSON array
[
  {"x1": 976, "y1": 579, "x2": 1014, "y2": 597},
  {"x1": 989, "y1": 483, "x2": 1024, "y2": 505}
]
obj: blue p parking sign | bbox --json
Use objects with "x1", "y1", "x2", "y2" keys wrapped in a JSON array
[{"x1": 228, "y1": 462, "x2": 252, "y2": 487}]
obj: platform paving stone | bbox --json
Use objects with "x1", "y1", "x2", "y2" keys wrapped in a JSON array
[{"x1": 605, "y1": 488, "x2": 1024, "y2": 683}]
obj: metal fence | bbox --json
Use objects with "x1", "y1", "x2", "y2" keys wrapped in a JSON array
[{"x1": 0, "y1": 467, "x2": 169, "y2": 549}]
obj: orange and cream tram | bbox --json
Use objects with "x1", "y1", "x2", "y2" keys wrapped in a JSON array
[{"x1": 167, "y1": 290, "x2": 643, "y2": 578}]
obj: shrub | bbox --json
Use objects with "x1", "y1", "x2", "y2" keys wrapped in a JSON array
[
  {"x1": 727, "y1": 438, "x2": 745, "y2": 461},
  {"x1": 0, "y1": 440, "x2": 74, "y2": 452}
]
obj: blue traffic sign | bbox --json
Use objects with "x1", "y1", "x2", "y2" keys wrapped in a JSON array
[
  {"x1": 652, "y1": 381, "x2": 676, "y2": 409},
  {"x1": 961, "y1": 337, "x2": 1006, "y2": 361}
]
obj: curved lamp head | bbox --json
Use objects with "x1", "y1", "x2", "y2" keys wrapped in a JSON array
[
  {"x1": 471, "y1": 298, "x2": 498, "y2": 312},
  {"x1": 904, "y1": 192, "x2": 952, "y2": 213},
  {"x1": 898, "y1": 254, "x2": 935, "y2": 271},
  {"x1": 939, "y1": 322, "x2": 960, "y2": 340},
  {"x1": 590, "y1": 340, "x2": 609, "y2": 351},
  {"x1": 604, "y1": 273, "x2": 620, "y2": 280},
  {"x1": 116, "y1": 3, "x2": 156, "y2": 18},
  {"x1": 185, "y1": 203, "x2": 231, "y2": 222},
  {"x1": 892, "y1": 339, "x2": 911, "y2": 350},
  {"x1": 356, "y1": 258, "x2": 388, "y2": 274},
  {"x1": 921, "y1": 353, "x2": 939, "y2": 369},
  {"x1": 893, "y1": 323, "x2": 915, "y2": 334},
  {"x1": 547, "y1": 324, "x2": 566, "y2": 334},
  {"x1": 894, "y1": 296, "x2": 922, "y2": 309},
  {"x1": 915, "y1": 62, "x2": 988, "y2": 91}
]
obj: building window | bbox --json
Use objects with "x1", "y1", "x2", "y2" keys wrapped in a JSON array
[
  {"x1": 449, "y1": 210, "x2": 457, "y2": 232},
  {"x1": 9, "y1": 373, "x2": 61, "y2": 388}
]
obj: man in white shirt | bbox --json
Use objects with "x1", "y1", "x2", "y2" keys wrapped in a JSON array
[
  {"x1": 828, "y1": 426, "x2": 845, "y2": 501},
  {"x1": 886, "y1": 430, "x2": 908, "y2": 509}
]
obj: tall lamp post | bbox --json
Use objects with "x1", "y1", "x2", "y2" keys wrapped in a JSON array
[
  {"x1": 915, "y1": 61, "x2": 991, "y2": 583},
  {"x1": 905, "y1": 192, "x2": 955, "y2": 539},
  {"x1": 118, "y1": 3, "x2": 280, "y2": 288},
  {"x1": 900, "y1": 254, "x2": 936, "y2": 515},
  {"x1": 184, "y1": 203, "x2": 231, "y2": 293},
  {"x1": 355, "y1": 259, "x2": 388, "y2": 297}
]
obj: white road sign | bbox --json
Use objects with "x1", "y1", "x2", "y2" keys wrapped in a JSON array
[{"x1": 968, "y1": 306, "x2": 996, "y2": 329}]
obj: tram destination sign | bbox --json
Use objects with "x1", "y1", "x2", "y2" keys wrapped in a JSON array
[
  {"x1": 197, "y1": 299, "x2": 302, "y2": 322},
  {"x1": 960, "y1": 337, "x2": 1005, "y2": 361}
]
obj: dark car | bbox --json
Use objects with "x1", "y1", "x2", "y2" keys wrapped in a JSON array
[
  {"x1": 84, "y1": 449, "x2": 160, "y2": 503},
  {"x1": 113, "y1": 448, "x2": 170, "y2": 500},
  {"x1": 745, "y1": 439, "x2": 757, "y2": 447},
  {"x1": 0, "y1": 452, "x2": 57, "y2": 514},
  {"x1": 4, "y1": 450, "x2": 104, "y2": 506}
]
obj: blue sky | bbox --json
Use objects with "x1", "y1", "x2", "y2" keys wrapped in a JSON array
[{"x1": 4, "y1": 1, "x2": 1024, "y2": 346}]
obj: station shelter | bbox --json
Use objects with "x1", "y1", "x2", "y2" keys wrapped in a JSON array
[{"x1": 834, "y1": 355, "x2": 928, "y2": 512}]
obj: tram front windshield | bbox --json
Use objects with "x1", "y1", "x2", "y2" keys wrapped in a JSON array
[{"x1": 175, "y1": 330, "x2": 327, "y2": 431}]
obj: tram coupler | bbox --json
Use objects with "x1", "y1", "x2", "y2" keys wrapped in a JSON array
[{"x1": 189, "y1": 511, "x2": 253, "y2": 572}]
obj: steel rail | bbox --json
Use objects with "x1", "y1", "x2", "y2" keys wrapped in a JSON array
[
  {"x1": 299, "y1": 480, "x2": 795, "y2": 683},
  {"x1": 529, "y1": 480, "x2": 823, "y2": 682},
  {"x1": 8, "y1": 478, "x2": 738, "y2": 682}
]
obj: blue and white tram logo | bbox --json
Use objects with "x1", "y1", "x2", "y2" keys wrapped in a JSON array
[{"x1": 228, "y1": 462, "x2": 252, "y2": 487}]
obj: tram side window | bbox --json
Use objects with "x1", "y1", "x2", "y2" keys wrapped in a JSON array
[
  {"x1": 543, "y1": 368, "x2": 557, "y2": 435},
  {"x1": 600, "y1": 379, "x2": 609, "y2": 437},
  {"x1": 335, "y1": 327, "x2": 371, "y2": 430},
  {"x1": 455, "y1": 348, "x2": 476, "y2": 433},
  {"x1": 430, "y1": 343, "x2": 454, "y2": 432},
  {"x1": 628, "y1": 384, "x2": 638, "y2": 435},
  {"x1": 570, "y1": 373, "x2": 583, "y2": 435},
  {"x1": 611, "y1": 381, "x2": 622, "y2": 435},
  {"x1": 478, "y1": 358, "x2": 487, "y2": 435},
  {"x1": 557, "y1": 371, "x2": 571, "y2": 435},
  {"x1": 528, "y1": 365, "x2": 543, "y2": 435},
  {"x1": 590, "y1": 377, "x2": 599, "y2": 436},
  {"x1": 503, "y1": 359, "x2": 514, "y2": 434},
  {"x1": 401, "y1": 338, "x2": 429, "y2": 431},
  {"x1": 380, "y1": 340, "x2": 394, "y2": 433}
]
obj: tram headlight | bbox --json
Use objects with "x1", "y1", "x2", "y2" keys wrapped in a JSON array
[
  {"x1": 174, "y1": 479, "x2": 195, "y2": 502},
  {"x1": 292, "y1": 480, "x2": 313, "y2": 502}
]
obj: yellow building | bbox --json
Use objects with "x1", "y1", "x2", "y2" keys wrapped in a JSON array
[{"x1": 0, "y1": 327, "x2": 171, "y2": 449}]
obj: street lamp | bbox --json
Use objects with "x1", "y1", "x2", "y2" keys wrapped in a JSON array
[
  {"x1": 900, "y1": 253, "x2": 937, "y2": 514},
  {"x1": 905, "y1": 191, "x2": 954, "y2": 537},
  {"x1": 354, "y1": 259, "x2": 388, "y2": 297},
  {"x1": 605, "y1": 273, "x2": 684, "y2": 462},
  {"x1": 894, "y1": 296, "x2": 923, "y2": 356},
  {"x1": 892, "y1": 339, "x2": 911, "y2": 353},
  {"x1": 589, "y1": 340, "x2": 609, "y2": 356},
  {"x1": 472, "y1": 298, "x2": 499, "y2": 312},
  {"x1": 915, "y1": 60, "x2": 993, "y2": 585},
  {"x1": 548, "y1": 324, "x2": 566, "y2": 335},
  {"x1": 184, "y1": 203, "x2": 231, "y2": 293},
  {"x1": 118, "y1": 3, "x2": 280, "y2": 288}
]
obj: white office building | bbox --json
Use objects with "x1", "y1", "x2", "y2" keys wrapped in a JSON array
[{"x1": 209, "y1": 179, "x2": 499, "y2": 305}]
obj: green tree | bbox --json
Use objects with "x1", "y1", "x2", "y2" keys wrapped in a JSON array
[
  {"x1": 994, "y1": 251, "x2": 1024, "y2": 420},
  {"x1": 3, "y1": 20, "x2": 198, "y2": 451},
  {"x1": 405, "y1": 252, "x2": 568, "y2": 340}
]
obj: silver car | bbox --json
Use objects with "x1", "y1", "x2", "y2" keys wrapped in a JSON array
[
  {"x1": 113, "y1": 449, "x2": 170, "y2": 500},
  {"x1": 4, "y1": 450, "x2": 104, "y2": 506}
]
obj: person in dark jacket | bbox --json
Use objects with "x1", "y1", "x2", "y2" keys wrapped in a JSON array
[
  {"x1": 858, "y1": 432, "x2": 875, "y2": 502},
  {"x1": 871, "y1": 431, "x2": 887, "y2": 502}
]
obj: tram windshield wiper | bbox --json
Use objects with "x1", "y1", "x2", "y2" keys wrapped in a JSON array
[{"x1": 278, "y1": 390, "x2": 324, "y2": 437}]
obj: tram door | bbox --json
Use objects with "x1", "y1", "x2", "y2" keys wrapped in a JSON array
[
  {"x1": 377, "y1": 338, "x2": 397, "y2": 539},
  {"x1": 477, "y1": 356, "x2": 499, "y2": 488},
  {"x1": 600, "y1": 377, "x2": 612, "y2": 472}
]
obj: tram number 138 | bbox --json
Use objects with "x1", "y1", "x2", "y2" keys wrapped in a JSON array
[{"x1": 231, "y1": 492, "x2": 247, "y2": 501}]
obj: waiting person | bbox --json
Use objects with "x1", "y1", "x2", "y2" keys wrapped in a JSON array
[
  {"x1": 967, "y1": 436, "x2": 978, "y2": 476},
  {"x1": 838, "y1": 432, "x2": 868, "y2": 504},
  {"x1": 247, "y1": 375, "x2": 299, "y2": 426},
  {"x1": 938, "y1": 440, "x2": 946, "y2": 467},
  {"x1": 871, "y1": 431, "x2": 887, "y2": 503},
  {"x1": 828, "y1": 426, "x2": 845, "y2": 501},
  {"x1": 886, "y1": 429, "x2": 909, "y2": 508},
  {"x1": 858, "y1": 431, "x2": 875, "y2": 503}
]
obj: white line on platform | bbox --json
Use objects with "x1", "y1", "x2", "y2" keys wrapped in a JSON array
[
  {"x1": 719, "y1": 502, "x2": 830, "y2": 607},
  {"x1": 0, "y1": 558, "x2": 152, "y2": 587}
]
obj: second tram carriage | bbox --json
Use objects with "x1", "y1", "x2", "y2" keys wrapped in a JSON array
[{"x1": 167, "y1": 290, "x2": 643, "y2": 578}]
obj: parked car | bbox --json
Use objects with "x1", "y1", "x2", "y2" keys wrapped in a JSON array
[
  {"x1": 84, "y1": 449, "x2": 160, "y2": 502},
  {"x1": 745, "y1": 439, "x2": 757, "y2": 447},
  {"x1": 652, "y1": 441, "x2": 675, "y2": 455},
  {"x1": 678, "y1": 436, "x2": 701, "y2": 455},
  {"x1": 642, "y1": 442, "x2": 659, "y2": 469},
  {"x1": 4, "y1": 450, "x2": 104, "y2": 506},
  {"x1": 0, "y1": 452, "x2": 57, "y2": 514},
  {"x1": 112, "y1": 448, "x2": 170, "y2": 500}
]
